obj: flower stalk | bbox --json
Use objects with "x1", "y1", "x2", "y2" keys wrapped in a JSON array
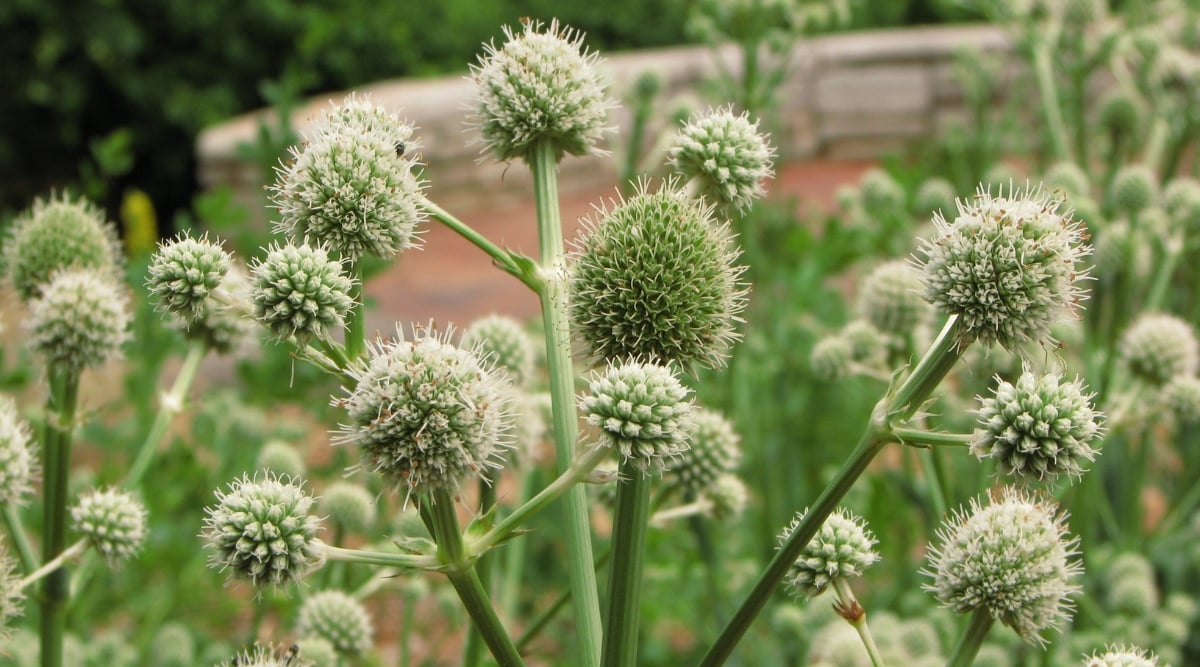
[
  {"x1": 124, "y1": 339, "x2": 207, "y2": 488},
  {"x1": 945, "y1": 608, "x2": 995, "y2": 667},
  {"x1": 40, "y1": 365, "x2": 80, "y2": 667},
  {"x1": 601, "y1": 463, "x2": 652, "y2": 667}
]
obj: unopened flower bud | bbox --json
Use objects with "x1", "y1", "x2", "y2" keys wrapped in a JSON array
[
  {"x1": 669, "y1": 106, "x2": 775, "y2": 213},
  {"x1": 580, "y1": 360, "x2": 692, "y2": 475},
  {"x1": 71, "y1": 488, "x2": 148, "y2": 564},
  {"x1": 296, "y1": 590, "x2": 374, "y2": 656},
  {"x1": 28, "y1": 268, "x2": 131, "y2": 371},
  {"x1": 3, "y1": 193, "x2": 121, "y2": 302},
  {"x1": 462, "y1": 314, "x2": 537, "y2": 388},
  {"x1": 781, "y1": 507, "x2": 879, "y2": 599},
  {"x1": 251, "y1": 243, "x2": 354, "y2": 343},
  {"x1": 1120, "y1": 313, "x2": 1200, "y2": 386},
  {"x1": 146, "y1": 233, "x2": 231, "y2": 326}
]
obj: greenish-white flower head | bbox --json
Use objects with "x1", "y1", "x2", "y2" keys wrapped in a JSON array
[
  {"x1": 914, "y1": 177, "x2": 957, "y2": 218},
  {"x1": 146, "y1": 232, "x2": 231, "y2": 326},
  {"x1": 334, "y1": 326, "x2": 514, "y2": 497},
  {"x1": 182, "y1": 265, "x2": 257, "y2": 355},
  {"x1": 1110, "y1": 165, "x2": 1159, "y2": 218},
  {"x1": 971, "y1": 371, "x2": 1105, "y2": 483},
  {"x1": 470, "y1": 18, "x2": 615, "y2": 162},
  {"x1": 1093, "y1": 220, "x2": 1152, "y2": 279},
  {"x1": 3, "y1": 192, "x2": 122, "y2": 302},
  {"x1": 859, "y1": 168, "x2": 906, "y2": 218},
  {"x1": 1163, "y1": 374, "x2": 1200, "y2": 425},
  {"x1": 319, "y1": 481, "x2": 376, "y2": 535},
  {"x1": 293, "y1": 638, "x2": 337, "y2": 667},
  {"x1": 1120, "y1": 313, "x2": 1200, "y2": 386},
  {"x1": 1083, "y1": 645, "x2": 1161, "y2": 667},
  {"x1": 28, "y1": 268, "x2": 131, "y2": 371},
  {"x1": 71, "y1": 488, "x2": 148, "y2": 564},
  {"x1": 1098, "y1": 90, "x2": 1142, "y2": 139},
  {"x1": 668, "y1": 106, "x2": 775, "y2": 213},
  {"x1": 842, "y1": 319, "x2": 889, "y2": 367},
  {"x1": 924, "y1": 489, "x2": 1082, "y2": 644},
  {"x1": 256, "y1": 439, "x2": 307, "y2": 479},
  {"x1": 461, "y1": 314, "x2": 537, "y2": 388},
  {"x1": 704, "y1": 472, "x2": 749, "y2": 521},
  {"x1": 1044, "y1": 162, "x2": 1091, "y2": 198},
  {"x1": 0, "y1": 544, "x2": 23, "y2": 645},
  {"x1": 810, "y1": 335, "x2": 853, "y2": 382},
  {"x1": 218, "y1": 645, "x2": 314, "y2": 667},
  {"x1": 580, "y1": 360, "x2": 692, "y2": 475},
  {"x1": 1162, "y1": 177, "x2": 1200, "y2": 230},
  {"x1": 915, "y1": 185, "x2": 1092, "y2": 351},
  {"x1": 202, "y1": 473, "x2": 323, "y2": 589},
  {"x1": 250, "y1": 242, "x2": 355, "y2": 344},
  {"x1": 857, "y1": 260, "x2": 931, "y2": 334},
  {"x1": 781, "y1": 506, "x2": 879, "y2": 599},
  {"x1": 150, "y1": 622, "x2": 195, "y2": 667},
  {"x1": 569, "y1": 180, "x2": 748, "y2": 369},
  {"x1": 272, "y1": 95, "x2": 426, "y2": 262},
  {"x1": 296, "y1": 590, "x2": 374, "y2": 656},
  {"x1": 667, "y1": 406, "x2": 741, "y2": 496},
  {"x1": 0, "y1": 397, "x2": 35, "y2": 507}
]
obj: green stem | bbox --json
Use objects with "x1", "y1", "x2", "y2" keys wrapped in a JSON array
[
  {"x1": 1145, "y1": 231, "x2": 1184, "y2": 312},
  {"x1": 317, "y1": 542, "x2": 438, "y2": 570},
  {"x1": 530, "y1": 138, "x2": 602, "y2": 667},
  {"x1": 919, "y1": 449, "x2": 950, "y2": 522},
  {"x1": 833, "y1": 579, "x2": 885, "y2": 667},
  {"x1": 601, "y1": 463, "x2": 651, "y2": 667},
  {"x1": 887, "y1": 316, "x2": 965, "y2": 422},
  {"x1": 464, "y1": 477, "x2": 498, "y2": 667},
  {"x1": 346, "y1": 260, "x2": 365, "y2": 360},
  {"x1": 125, "y1": 340, "x2": 207, "y2": 488},
  {"x1": 2, "y1": 504, "x2": 37, "y2": 574},
  {"x1": 1032, "y1": 42, "x2": 1073, "y2": 163},
  {"x1": 40, "y1": 365, "x2": 80, "y2": 667},
  {"x1": 501, "y1": 468, "x2": 541, "y2": 620},
  {"x1": 945, "y1": 609, "x2": 995, "y2": 667},
  {"x1": 518, "y1": 548, "x2": 613, "y2": 652},
  {"x1": 688, "y1": 510, "x2": 728, "y2": 630},
  {"x1": 20, "y1": 539, "x2": 87, "y2": 590},
  {"x1": 891, "y1": 427, "x2": 973, "y2": 448},
  {"x1": 421, "y1": 196, "x2": 539, "y2": 291}
]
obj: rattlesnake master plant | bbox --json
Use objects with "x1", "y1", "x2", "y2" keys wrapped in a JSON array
[
  {"x1": 250, "y1": 242, "x2": 355, "y2": 343},
  {"x1": 1083, "y1": 645, "x2": 1162, "y2": 667},
  {"x1": 70, "y1": 488, "x2": 149, "y2": 565},
  {"x1": 569, "y1": 179, "x2": 748, "y2": 369},
  {"x1": 580, "y1": 360, "x2": 693, "y2": 475},
  {"x1": 3, "y1": 192, "x2": 122, "y2": 302},
  {"x1": 296, "y1": 590, "x2": 374, "y2": 656},
  {"x1": 915, "y1": 184, "x2": 1092, "y2": 351},
  {"x1": 668, "y1": 106, "x2": 775, "y2": 213},
  {"x1": 1120, "y1": 313, "x2": 1200, "y2": 386},
  {"x1": 319, "y1": 481, "x2": 376, "y2": 535},
  {"x1": 0, "y1": 397, "x2": 35, "y2": 507},
  {"x1": 272, "y1": 95, "x2": 426, "y2": 263},
  {"x1": 146, "y1": 233, "x2": 232, "y2": 326},
  {"x1": 470, "y1": 18, "x2": 615, "y2": 162},
  {"x1": 333, "y1": 326, "x2": 514, "y2": 497},
  {"x1": 28, "y1": 268, "x2": 131, "y2": 372},
  {"x1": 461, "y1": 314, "x2": 537, "y2": 389},
  {"x1": 971, "y1": 370, "x2": 1105, "y2": 484},
  {"x1": 780, "y1": 507, "x2": 879, "y2": 599},
  {"x1": 666, "y1": 406, "x2": 741, "y2": 497},
  {"x1": 924, "y1": 489, "x2": 1082, "y2": 645},
  {"x1": 856, "y1": 259, "x2": 931, "y2": 335},
  {"x1": 0, "y1": 544, "x2": 22, "y2": 644}
]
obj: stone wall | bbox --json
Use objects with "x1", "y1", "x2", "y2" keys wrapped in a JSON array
[{"x1": 196, "y1": 24, "x2": 1011, "y2": 215}]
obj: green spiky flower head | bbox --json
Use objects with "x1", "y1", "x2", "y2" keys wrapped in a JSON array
[
  {"x1": 4, "y1": 192, "x2": 121, "y2": 302},
  {"x1": 667, "y1": 406, "x2": 741, "y2": 496},
  {"x1": 924, "y1": 489, "x2": 1082, "y2": 644},
  {"x1": 1120, "y1": 313, "x2": 1200, "y2": 386},
  {"x1": 1044, "y1": 162, "x2": 1090, "y2": 198},
  {"x1": 71, "y1": 488, "x2": 148, "y2": 564},
  {"x1": 781, "y1": 506, "x2": 879, "y2": 599},
  {"x1": 28, "y1": 268, "x2": 131, "y2": 371},
  {"x1": 1162, "y1": 177, "x2": 1200, "y2": 230},
  {"x1": 1163, "y1": 374, "x2": 1200, "y2": 425},
  {"x1": 256, "y1": 439, "x2": 306, "y2": 479},
  {"x1": 580, "y1": 360, "x2": 692, "y2": 475},
  {"x1": 471, "y1": 18, "x2": 615, "y2": 162},
  {"x1": 319, "y1": 481, "x2": 376, "y2": 535},
  {"x1": 296, "y1": 590, "x2": 374, "y2": 656},
  {"x1": 859, "y1": 168, "x2": 906, "y2": 218},
  {"x1": 570, "y1": 179, "x2": 748, "y2": 369},
  {"x1": 857, "y1": 260, "x2": 931, "y2": 334},
  {"x1": 250, "y1": 242, "x2": 355, "y2": 344},
  {"x1": 668, "y1": 106, "x2": 775, "y2": 213},
  {"x1": 0, "y1": 544, "x2": 23, "y2": 644},
  {"x1": 0, "y1": 397, "x2": 35, "y2": 507},
  {"x1": 462, "y1": 314, "x2": 537, "y2": 388},
  {"x1": 916, "y1": 184, "x2": 1092, "y2": 350},
  {"x1": 810, "y1": 335, "x2": 853, "y2": 382},
  {"x1": 146, "y1": 232, "x2": 231, "y2": 326},
  {"x1": 1098, "y1": 90, "x2": 1142, "y2": 139},
  {"x1": 218, "y1": 645, "x2": 314, "y2": 667},
  {"x1": 914, "y1": 177, "x2": 957, "y2": 218},
  {"x1": 1110, "y1": 165, "x2": 1159, "y2": 218},
  {"x1": 272, "y1": 95, "x2": 426, "y2": 262},
  {"x1": 335, "y1": 326, "x2": 514, "y2": 497},
  {"x1": 704, "y1": 472, "x2": 749, "y2": 521},
  {"x1": 1083, "y1": 645, "x2": 1161, "y2": 667}
]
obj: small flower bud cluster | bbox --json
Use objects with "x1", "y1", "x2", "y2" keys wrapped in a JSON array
[
  {"x1": 182, "y1": 266, "x2": 257, "y2": 355},
  {"x1": 1120, "y1": 313, "x2": 1200, "y2": 386},
  {"x1": 146, "y1": 233, "x2": 232, "y2": 325},
  {"x1": 319, "y1": 481, "x2": 376, "y2": 535},
  {"x1": 914, "y1": 177, "x2": 957, "y2": 218},
  {"x1": 1093, "y1": 221, "x2": 1152, "y2": 279},
  {"x1": 28, "y1": 268, "x2": 131, "y2": 371},
  {"x1": 1163, "y1": 177, "x2": 1200, "y2": 230},
  {"x1": 462, "y1": 314, "x2": 537, "y2": 388},
  {"x1": 1163, "y1": 374, "x2": 1200, "y2": 424},
  {"x1": 857, "y1": 260, "x2": 931, "y2": 335},
  {"x1": 296, "y1": 590, "x2": 374, "y2": 655},
  {"x1": 1044, "y1": 162, "x2": 1091, "y2": 198},
  {"x1": 294, "y1": 638, "x2": 337, "y2": 667},
  {"x1": 1083, "y1": 645, "x2": 1161, "y2": 667},
  {"x1": 810, "y1": 335, "x2": 853, "y2": 381},
  {"x1": 0, "y1": 397, "x2": 35, "y2": 507},
  {"x1": 580, "y1": 361, "x2": 692, "y2": 475},
  {"x1": 858, "y1": 168, "x2": 906, "y2": 219},
  {"x1": 202, "y1": 473, "x2": 323, "y2": 588},
  {"x1": 1110, "y1": 166, "x2": 1159, "y2": 218},
  {"x1": 71, "y1": 488, "x2": 149, "y2": 564},
  {"x1": 703, "y1": 473, "x2": 749, "y2": 521},
  {"x1": 0, "y1": 544, "x2": 23, "y2": 644},
  {"x1": 256, "y1": 440, "x2": 307, "y2": 479},
  {"x1": 250, "y1": 242, "x2": 354, "y2": 343},
  {"x1": 667, "y1": 406, "x2": 741, "y2": 496},
  {"x1": 668, "y1": 106, "x2": 775, "y2": 213},
  {"x1": 3, "y1": 193, "x2": 121, "y2": 301},
  {"x1": 781, "y1": 507, "x2": 879, "y2": 599}
]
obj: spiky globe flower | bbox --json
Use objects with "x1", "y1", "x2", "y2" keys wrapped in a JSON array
[
  {"x1": 180, "y1": 265, "x2": 257, "y2": 355},
  {"x1": 0, "y1": 397, "x2": 35, "y2": 507},
  {"x1": 256, "y1": 439, "x2": 307, "y2": 479},
  {"x1": 842, "y1": 319, "x2": 889, "y2": 366},
  {"x1": 857, "y1": 260, "x2": 931, "y2": 334},
  {"x1": 0, "y1": 544, "x2": 23, "y2": 644},
  {"x1": 272, "y1": 95, "x2": 425, "y2": 262},
  {"x1": 924, "y1": 490, "x2": 1082, "y2": 644},
  {"x1": 667, "y1": 406, "x2": 741, "y2": 496},
  {"x1": 1083, "y1": 645, "x2": 1160, "y2": 667},
  {"x1": 150, "y1": 622, "x2": 196, "y2": 667},
  {"x1": 983, "y1": 164, "x2": 1022, "y2": 193},
  {"x1": 1162, "y1": 177, "x2": 1200, "y2": 230},
  {"x1": 461, "y1": 314, "x2": 537, "y2": 388},
  {"x1": 319, "y1": 481, "x2": 376, "y2": 535},
  {"x1": 3, "y1": 192, "x2": 122, "y2": 301},
  {"x1": 668, "y1": 106, "x2": 775, "y2": 213},
  {"x1": 704, "y1": 473, "x2": 749, "y2": 521},
  {"x1": 250, "y1": 243, "x2": 355, "y2": 343},
  {"x1": 296, "y1": 590, "x2": 374, "y2": 655},
  {"x1": 971, "y1": 371, "x2": 1105, "y2": 483},
  {"x1": 28, "y1": 268, "x2": 131, "y2": 371},
  {"x1": 1098, "y1": 90, "x2": 1142, "y2": 139},
  {"x1": 1110, "y1": 166, "x2": 1159, "y2": 218},
  {"x1": 1045, "y1": 162, "x2": 1091, "y2": 198},
  {"x1": 1163, "y1": 374, "x2": 1200, "y2": 424},
  {"x1": 1093, "y1": 220, "x2": 1152, "y2": 279},
  {"x1": 580, "y1": 360, "x2": 692, "y2": 475},
  {"x1": 810, "y1": 335, "x2": 853, "y2": 381},
  {"x1": 915, "y1": 185, "x2": 1091, "y2": 350},
  {"x1": 1120, "y1": 313, "x2": 1200, "y2": 386},
  {"x1": 334, "y1": 326, "x2": 514, "y2": 497},
  {"x1": 294, "y1": 637, "x2": 337, "y2": 667},
  {"x1": 71, "y1": 488, "x2": 148, "y2": 564},
  {"x1": 859, "y1": 168, "x2": 906, "y2": 218},
  {"x1": 780, "y1": 506, "x2": 879, "y2": 599},
  {"x1": 470, "y1": 18, "x2": 615, "y2": 162},
  {"x1": 146, "y1": 233, "x2": 231, "y2": 325},
  {"x1": 914, "y1": 177, "x2": 957, "y2": 217},
  {"x1": 569, "y1": 180, "x2": 748, "y2": 369},
  {"x1": 219, "y1": 645, "x2": 314, "y2": 667},
  {"x1": 202, "y1": 473, "x2": 323, "y2": 588}
]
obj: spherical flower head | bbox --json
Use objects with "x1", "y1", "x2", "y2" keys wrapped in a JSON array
[
  {"x1": 810, "y1": 335, "x2": 853, "y2": 382},
  {"x1": 569, "y1": 180, "x2": 748, "y2": 369},
  {"x1": 28, "y1": 268, "x2": 131, "y2": 371},
  {"x1": 0, "y1": 544, "x2": 24, "y2": 644},
  {"x1": 71, "y1": 488, "x2": 148, "y2": 564},
  {"x1": 219, "y1": 645, "x2": 314, "y2": 667},
  {"x1": 842, "y1": 319, "x2": 889, "y2": 366},
  {"x1": 668, "y1": 106, "x2": 775, "y2": 213},
  {"x1": 1110, "y1": 166, "x2": 1159, "y2": 218},
  {"x1": 150, "y1": 622, "x2": 195, "y2": 667},
  {"x1": 971, "y1": 370, "x2": 1105, "y2": 483},
  {"x1": 858, "y1": 260, "x2": 931, "y2": 334},
  {"x1": 272, "y1": 95, "x2": 426, "y2": 262},
  {"x1": 703, "y1": 472, "x2": 749, "y2": 521},
  {"x1": 580, "y1": 360, "x2": 693, "y2": 475},
  {"x1": 1120, "y1": 313, "x2": 1200, "y2": 386},
  {"x1": 293, "y1": 637, "x2": 337, "y2": 667},
  {"x1": 470, "y1": 18, "x2": 615, "y2": 162},
  {"x1": 924, "y1": 489, "x2": 1082, "y2": 644},
  {"x1": 1045, "y1": 162, "x2": 1091, "y2": 198},
  {"x1": 667, "y1": 406, "x2": 741, "y2": 496},
  {"x1": 1162, "y1": 177, "x2": 1200, "y2": 230},
  {"x1": 256, "y1": 439, "x2": 307, "y2": 479},
  {"x1": 915, "y1": 185, "x2": 1092, "y2": 350},
  {"x1": 914, "y1": 177, "x2": 957, "y2": 218},
  {"x1": 462, "y1": 314, "x2": 537, "y2": 389},
  {"x1": 3, "y1": 192, "x2": 122, "y2": 302},
  {"x1": 780, "y1": 506, "x2": 879, "y2": 599},
  {"x1": 1083, "y1": 645, "x2": 1161, "y2": 667},
  {"x1": 858, "y1": 168, "x2": 906, "y2": 218},
  {"x1": 1163, "y1": 374, "x2": 1200, "y2": 425},
  {"x1": 0, "y1": 397, "x2": 36, "y2": 507},
  {"x1": 201, "y1": 473, "x2": 323, "y2": 589},
  {"x1": 1099, "y1": 90, "x2": 1142, "y2": 138},
  {"x1": 319, "y1": 481, "x2": 376, "y2": 534},
  {"x1": 251, "y1": 242, "x2": 355, "y2": 344},
  {"x1": 334, "y1": 326, "x2": 514, "y2": 497},
  {"x1": 1093, "y1": 220, "x2": 1152, "y2": 280},
  {"x1": 296, "y1": 590, "x2": 374, "y2": 655},
  {"x1": 146, "y1": 232, "x2": 231, "y2": 326},
  {"x1": 183, "y1": 265, "x2": 258, "y2": 355}
]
